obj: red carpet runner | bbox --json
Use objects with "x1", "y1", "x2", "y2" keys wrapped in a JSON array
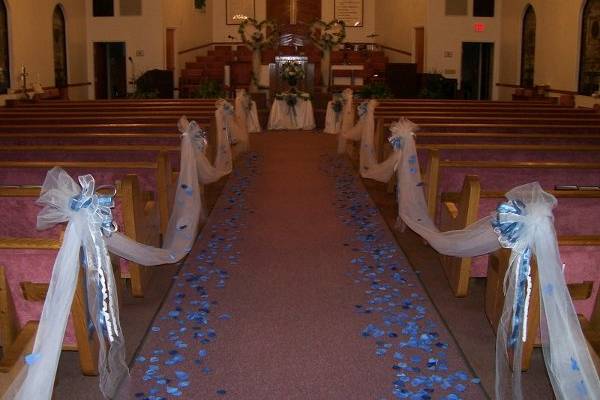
[{"x1": 120, "y1": 132, "x2": 486, "y2": 399}]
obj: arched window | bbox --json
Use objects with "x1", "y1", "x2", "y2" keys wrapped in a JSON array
[
  {"x1": 53, "y1": 5, "x2": 67, "y2": 87},
  {"x1": 579, "y1": 0, "x2": 600, "y2": 95},
  {"x1": 0, "y1": 1, "x2": 9, "y2": 94},
  {"x1": 520, "y1": 5, "x2": 536, "y2": 88}
]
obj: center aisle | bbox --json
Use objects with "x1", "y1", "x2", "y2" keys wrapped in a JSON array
[{"x1": 121, "y1": 132, "x2": 486, "y2": 400}]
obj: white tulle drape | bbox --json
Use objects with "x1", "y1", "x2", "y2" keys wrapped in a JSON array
[
  {"x1": 235, "y1": 88, "x2": 261, "y2": 133},
  {"x1": 324, "y1": 89, "x2": 354, "y2": 135},
  {"x1": 12, "y1": 113, "x2": 238, "y2": 399},
  {"x1": 106, "y1": 116, "x2": 233, "y2": 266},
  {"x1": 15, "y1": 169, "x2": 128, "y2": 400},
  {"x1": 217, "y1": 99, "x2": 248, "y2": 156},
  {"x1": 338, "y1": 100, "x2": 370, "y2": 154},
  {"x1": 356, "y1": 118, "x2": 600, "y2": 399},
  {"x1": 335, "y1": 89, "x2": 356, "y2": 153}
]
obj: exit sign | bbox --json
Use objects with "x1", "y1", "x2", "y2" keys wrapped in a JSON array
[{"x1": 474, "y1": 22, "x2": 486, "y2": 32}]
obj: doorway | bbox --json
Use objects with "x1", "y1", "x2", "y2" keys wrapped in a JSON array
[
  {"x1": 414, "y1": 27, "x2": 424, "y2": 74},
  {"x1": 461, "y1": 42, "x2": 494, "y2": 100},
  {"x1": 166, "y1": 28, "x2": 175, "y2": 72},
  {"x1": 93, "y1": 42, "x2": 126, "y2": 99}
]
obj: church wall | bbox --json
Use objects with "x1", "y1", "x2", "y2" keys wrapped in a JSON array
[
  {"x1": 211, "y1": 0, "x2": 377, "y2": 44},
  {"x1": 497, "y1": 0, "x2": 599, "y2": 107},
  {"x1": 163, "y1": 0, "x2": 214, "y2": 95},
  {"x1": 0, "y1": 0, "x2": 88, "y2": 104},
  {"x1": 375, "y1": 0, "x2": 426, "y2": 63},
  {"x1": 426, "y1": 0, "x2": 502, "y2": 99},
  {"x1": 85, "y1": 0, "x2": 164, "y2": 98}
]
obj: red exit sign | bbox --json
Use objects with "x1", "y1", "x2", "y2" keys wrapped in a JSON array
[{"x1": 474, "y1": 22, "x2": 486, "y2": 32}]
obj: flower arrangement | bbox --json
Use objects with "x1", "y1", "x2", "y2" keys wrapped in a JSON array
[
  {"x1": 280, "y1": 61, "x2": 306, "y2": 86},
  {"x1": 309, "y1": 20, "x2": 346, "y2": 50},
  {"x1": 238, "y1": 18, "x2": 279, "y2": 51}
]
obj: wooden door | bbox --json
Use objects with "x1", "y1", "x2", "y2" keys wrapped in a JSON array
[
  {"x1": 93, "y1": 43, "x2": 108, "y2": 99},
  {"x1": 166, "y1": 28, "x2": 175, "y2": 72},
  {"x1": 414, "y1": 27, "x2": 424, "y2": 74}
]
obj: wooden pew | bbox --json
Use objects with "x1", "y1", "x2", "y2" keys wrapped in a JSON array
[
  {"x1": 486, "y1": 244, "x2": 600, "y2": 370},
  {"x1": 0, "y1": 239, "x2": 99, "y2": 377},
  {"x1": 439, "y1": 174, "x2": 600, "y2": 295},
  {"x1": 0, "y1": 170, "x2": 164, "y2": 298},
  {"x1": 438, "y1": 175, "x2": 600, "y2": 368}
]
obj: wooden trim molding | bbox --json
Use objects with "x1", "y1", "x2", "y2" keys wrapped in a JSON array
[{"x1": 178, "y1": 41, "x2": 244, "y2": 55}]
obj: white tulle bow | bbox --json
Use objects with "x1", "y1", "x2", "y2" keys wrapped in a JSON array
[{"x1": 16, "y1": 167, "x2": 128, "y2": 400}]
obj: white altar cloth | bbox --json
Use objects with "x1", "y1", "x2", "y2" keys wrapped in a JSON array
[{"x1": 267, "y1": 98, "x2": 316, "y2": 130}]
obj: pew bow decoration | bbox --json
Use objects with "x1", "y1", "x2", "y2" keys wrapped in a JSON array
[
  {"x1": 388, "y1": 118, "x2": 418, "y2": 151},
  {"x1": 16, "y1": 168, "x2": 128, "y2": 400},
  {"x1": 332, "y1": 94, "x2": 344, "y2": 123},
  {"x1": 178, "y1": 117, "x2": 208, "y2": 151},
  {"x1": 491, "y1": 186, "x2": 600, "y2": 400},
  {"x1": 357, "y1": 101, "x2": 369, "y2": 118}
]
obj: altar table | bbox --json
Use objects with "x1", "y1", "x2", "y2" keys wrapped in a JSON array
[{"x1": 267, "y1": 98, "x2": 316, "y2": 130}]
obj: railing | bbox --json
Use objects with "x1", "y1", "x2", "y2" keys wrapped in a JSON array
[
  {"x1": 376, "y1": 44, "x2": 412, "y2": 57},
  {"x1": 9, "y1": 81, "x2": 92, "y2": 95},
  {"x1": 178, "y1": 41, "x2": 244, "y2": 56},
  {"x1": 496, "y1": 82, "x2": 579, "y2": 96}
]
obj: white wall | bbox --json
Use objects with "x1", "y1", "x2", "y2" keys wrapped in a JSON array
[
  {"x1": 497, "y1": 0, "x2": 599, "y2": 106},
  {"x1": 86, "y1": 0, "x2": 164, "y2": 97},
  {"x1": 0, "y1": 0, "x2": 88, "y2": 104},
  {"x1": 426, "y1": 0, "x2": 502, "y2": 98},
  {"x1": 163, "y1": 0, "x2": 213, "y2": 90},
  {"x1": 375, "y1": 0, "x2": 426, "y2": 63},
  {"x1": 212, "y1": 0, "x2": 377, "y2": 44}
]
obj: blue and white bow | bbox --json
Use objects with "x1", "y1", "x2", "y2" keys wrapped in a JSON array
[
  {"x1": 16, "y1": 168, "x2": 128, "y2": 400},
  {"x1": 357, "y1": 101, "x2": 369, "y2": 118},
  {"x1": 492, "y1": 184, "x2": 600, "y2": 400},
  {"x1": 179, "y1": 116, "x2": 208, "y2": 151}
]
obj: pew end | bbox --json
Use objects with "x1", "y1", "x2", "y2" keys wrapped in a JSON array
[
  {"x1": 438, "y1": 175, "x2": 481, "y2": 297},
  {"x1": 487, "y1": 240, "x2": 600, "y2": 371},
  {"x1": 118, "y1": 174, "x2": 161, "y2": 298},
  {"x1": 0, "y1": 321, "x2": 38, "y2": 399}
]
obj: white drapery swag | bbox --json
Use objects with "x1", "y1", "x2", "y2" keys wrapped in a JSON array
[
  {"x1": 235, "y1": 88, "x2": 261, "y2": 133},
  {"x1": 217, "y1": 98, "x2": 249, "y2": 156},
  {"x1": 15, "y1": 170, "x2": 128, "y2": 400},
  {"x1": 338, "y1": 98, "x2": 375, "y2": 156},
  {"x1": 325, "y1": 89, "x2": 354, "y2": 135},
  {"x1": 107, "y1": 116, "x2": 232, "y2": 266},
  {"x1": 358, "y1": 118, "x2": 600, "y2": 399},
  {"x1": 13, "y1": 115, "x2": 235, "y2": 400},
  {"x1": 335, "y1": 89, "x2": 357, "y2": 153}
]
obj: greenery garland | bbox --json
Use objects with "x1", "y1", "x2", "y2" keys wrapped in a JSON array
[
  {"x1": 238, "y1": 18, "x2": 279, "y2": 51},
  {"x1": 275, "y1": 89, "x2": 312, "y2": 103},
  {"x1": 309, "y1": 19, "x2": 346, "y2": 50}
]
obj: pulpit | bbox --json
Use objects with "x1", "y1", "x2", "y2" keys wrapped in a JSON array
[{"x1": 269, "y1": 56, "x2": 315, "y2": 97}]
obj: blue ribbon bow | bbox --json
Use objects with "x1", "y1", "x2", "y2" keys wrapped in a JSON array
[
  {"x1": 70, "y1": 175, "x2": 117, "y2": 237},
  {"x1": 492, "y1": 199, "x2": 532, "y2": 348},
  {"x1": 388, "y1": 135, "x2": 404, "y2": 150},
  {"x1": 357, "y1": 101, "x2": 369, "y2": 118}
]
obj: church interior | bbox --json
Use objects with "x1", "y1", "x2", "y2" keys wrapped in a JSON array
[{"x1": 0, "y1": 0, "x2": 600, "y2": 399}]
